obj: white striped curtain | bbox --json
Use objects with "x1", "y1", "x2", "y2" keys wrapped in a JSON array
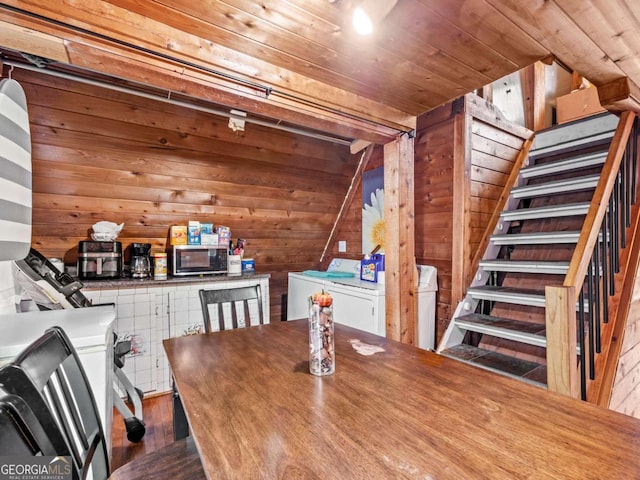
[{"x1": 0, "y1": 78, "x2": 32, "y2": 261}]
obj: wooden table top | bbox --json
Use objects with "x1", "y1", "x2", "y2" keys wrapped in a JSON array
[{"x1": 164, "y1": 320, "x2": 640, "y2": 479}]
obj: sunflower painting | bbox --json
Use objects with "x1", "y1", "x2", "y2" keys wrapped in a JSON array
[{"x1": 362, "y1": 167, "x2": 385, "y2": 255}]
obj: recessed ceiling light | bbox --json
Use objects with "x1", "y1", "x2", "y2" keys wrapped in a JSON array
[
  {"x1": 353, "y1": 7, "x2": 373, "y2": 35},
  {"x1": 352, "y1": 0, "x2": 398, "y2": 35}
]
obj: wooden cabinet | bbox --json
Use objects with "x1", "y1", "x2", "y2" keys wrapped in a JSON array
[{"x1": 84, "y1": 275, "x2": 270, "y2": 394}]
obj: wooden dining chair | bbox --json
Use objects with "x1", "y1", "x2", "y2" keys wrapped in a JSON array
[
  {"x1": 199, "y1": 284, "x2": 265, "y2": 332},
  {"x1": 0, "y1": 328, "x2": 110, "y2": 480},
  {"x1": 0, "y1": 326, "x2": 205, "y2": 480},
  {"x1": 172, "y1": 285, "x2": 266, "y2": 439}
]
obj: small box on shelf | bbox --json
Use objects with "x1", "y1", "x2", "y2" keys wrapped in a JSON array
[
  {"x1": 170, "y1": 226, "x2": 188, "y2": 245},
  {"x1": 217, "y1": 226, "x2": 231, "y2": 247},
  {"x1": 241, "y1": 258, "x2": 255, "y2": 272},
  {"x1": 188, "y1": 221, "x2": 201, "y2": 245}
]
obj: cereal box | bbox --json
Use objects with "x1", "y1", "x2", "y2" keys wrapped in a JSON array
[{"x1": 170, "y1": 225, "x2": 188, "y2": 245}]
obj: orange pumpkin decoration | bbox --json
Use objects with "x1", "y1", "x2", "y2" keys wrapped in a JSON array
[{"x1": 313, "y1": 291, "x2": 332, "y2": 307}]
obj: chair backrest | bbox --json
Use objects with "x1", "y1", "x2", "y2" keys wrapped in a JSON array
[
  {"x1": 199, "y1": 285, "x2": 265, "y2": 333},
  {"x1": 0, "y1": 326, "x2": 110, "y2": 480},
  {"x1": 0, "y1": 385, "x2": 58, "y2": 456}
]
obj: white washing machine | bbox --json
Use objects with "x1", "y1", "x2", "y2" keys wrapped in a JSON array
[
  {"x1": 287, "y1": 259, "x2": 437, "y2": 348},
  {"x1": 287, "y1": 259, "x2": 385, "y2": 336}
]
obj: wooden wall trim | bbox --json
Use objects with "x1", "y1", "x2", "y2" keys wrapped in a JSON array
[
  {"x1": 465, "y1": 93, "x2": 532, "y2": 140},
  {"x1": 598, "y1": 77, "x2": 640, "y2": 114},
  {"x1": 417, "y1": 97, "x2": 465, "y2": 131},
  {"x1": 384, "y1": 134, "x2": 416, "y2": 344},
  {"x1": 451, "y1": 113, "x2": 472, "y2": 307},
  {"x1": 0, "y1": 19, "x2": 69, "y2": 63},
  {"x1": 523, "y1": 61, "x2": 546, "y2": 132}
]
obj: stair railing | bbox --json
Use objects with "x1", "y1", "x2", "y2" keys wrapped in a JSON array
[{"x1": 546, "y1": 111, "x2": 638, "y2": 400}]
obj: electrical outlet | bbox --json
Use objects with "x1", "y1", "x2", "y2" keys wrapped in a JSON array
[{"x1": 338, "y1": 240, "x2": 347, "y2": 252}]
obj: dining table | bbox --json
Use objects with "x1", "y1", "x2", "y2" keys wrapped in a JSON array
[{"x1": 163, "y1": 319, "x2": 640, "y2": 479}]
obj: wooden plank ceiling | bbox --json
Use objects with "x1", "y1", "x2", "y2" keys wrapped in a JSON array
[{"x1": 0, "y1": 0, "x2": 638, "y2": 144}]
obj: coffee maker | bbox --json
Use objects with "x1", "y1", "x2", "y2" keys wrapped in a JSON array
[{"x1": 129, "y1": 243, "x2": 151, "y2": 279}]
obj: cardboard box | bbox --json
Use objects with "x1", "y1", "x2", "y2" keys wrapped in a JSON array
[
  {"x1": 199, "y1": 223, "x2": 217, "y2": 245},
  {"x1": 200, "y1": 233, "x2": 219, "y2": 246},
  {"x1": 217, "y1": 225, "x2": 231, "y2": 247},
  {"x1": 188, "y1": 221, "x2": 201, "y2": 245},
  {"x1": 170, "y1": 226, "x2": 188, "y2": 245},
  {"x1": 556, "y1": 87, "x2": 606, "y2": 124}
]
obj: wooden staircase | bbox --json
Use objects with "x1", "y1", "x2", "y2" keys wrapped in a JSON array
[{"x1": 437, "y1": 111, "x2": 640, "y2": 400}]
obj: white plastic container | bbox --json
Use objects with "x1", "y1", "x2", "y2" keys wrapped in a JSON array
[
  {"x1": 228, "y1": 255, "x2": 242, "y2": 274},
  {"x1": 416, "y1": 265, "x2": 438, "y2": 351},
  {"x1": 153, "y1": 252, "x2": 167, "y2": 280}
]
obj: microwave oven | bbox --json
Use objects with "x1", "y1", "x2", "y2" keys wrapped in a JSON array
[{"x1": 168, "y1": 245, "x2": 228, "y2": 276}]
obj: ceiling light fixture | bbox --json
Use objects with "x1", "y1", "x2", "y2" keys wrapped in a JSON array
[
  {"x1": 352, "y1": 0, "x2": 398, "y2": 35},
  {"x1": 228, "y1": 109, "x2": 247, "y2": 132}
]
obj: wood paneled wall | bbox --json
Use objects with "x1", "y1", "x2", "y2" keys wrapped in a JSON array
[
  {"x1": 12, "y1": 65, "x2": 529, "y2": 337},
  {"x1": 468, "y1": 101, "x2": 530, "y2": 279},
  {"x1": 414, "y1": 102, "x2": 458, "y2": 340},
  {"x1": 9, "y1": 66, "x2": 356, "y2": 322}
]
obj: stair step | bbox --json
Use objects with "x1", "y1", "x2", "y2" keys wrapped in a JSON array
[
  {"x1": 530, "y1": 113, "x2": 618, "y2": 157},
  {"x1": 529, "y1": 130, "x2": 614, "y2": 158},
  {"x1": 455, "y1": 313, "x2": 547, "y2": 348},
  {"x1": 467, "y1": 286, "x2": 546, "y2": 307},
  {"x1": 490, "y1": 231, "x2": 580, "y2": 245},
  {"x1": 479, "y1": 260, "x2": 569, "y2": 275},
  {"x1": 500, "y1": 202, "x2": 590, "y2": 221},
  {"x1": 440, "y1": 344, "x2": 547, "y2": 388},
  {"x1": 511, "y1": 174, "x2": 600, "y2": 199},
  {"x1": 521, "y1": 151, "x2": 607, "y2": 179},
  {"x1": 491, "y1": 230, "x2": 609, "y2": 245},
  {"x1": 467, "y1": 286, "x2": 589, "y2": 311}
]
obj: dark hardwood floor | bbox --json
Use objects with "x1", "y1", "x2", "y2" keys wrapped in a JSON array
[{"x1": 110, "y1": 393, "x2": 174, "y2": 471}]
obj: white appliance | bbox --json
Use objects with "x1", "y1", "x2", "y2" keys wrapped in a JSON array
[
  {"x1": 287, "y1": 259, "x2": 438, "y2": 349},
  {"x1": 0, "y1": 305, "x2": 116, "y2": 452},
  {"x1": 287, "y1": 259, "x2": 385, "y2": 335},
  {"x1": 415, "y1": 265, "x2": 438, "y2": 351}
]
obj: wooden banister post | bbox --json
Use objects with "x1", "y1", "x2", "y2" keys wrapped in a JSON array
[{"x1": 546, "y1": 285, "x2": 579, "y2": 398}]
